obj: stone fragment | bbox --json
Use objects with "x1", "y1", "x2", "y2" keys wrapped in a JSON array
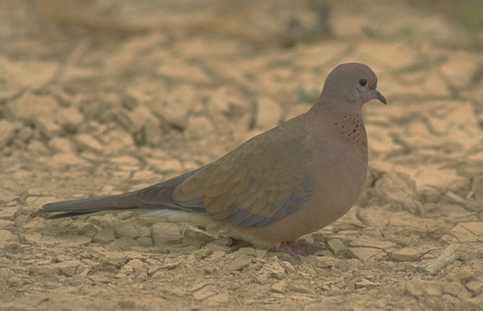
[
  {"x1": 390, "y1": 248, "x2": 425, "y2": 262},
  {"x1": 354, "y1": 278, "x2": 379, "y2": 289},
  {"x1": 0, "y1": 59, "x2": 58, "y2": 90},
  {"x1": 185, "y1": 115, "x2": 214, "y2": 138},
  {"x1": 405, "y1": 280, "x2": 442, "y2": 297},
  {"x1": 128, "y1": 105, "x2": 163, "y2": 146},
  {"x1": 412, "y1": 166, "x2": 467, "y2": 192},
  {"x1": 440, "y1": 52, "x2": 477, "y2": 88},
  {"x1": 183, "y1": 226, "x2": 217, "y2": 246},
  {"x1": 419, "y1": 244, "x2": 460, "y2": 275},
  {"x1": 466, "y1": 279, "x2": 483, "y2": 296},
  {"x1": 208, "y1": 87, "x2": 247, "y2": 122},
  {"x1": 0, "y1": 229, "x2": 16, "y2": 247},
  {"x1": 256, "y1": 96, "x2": 282, "y2": 129},
  {"x1": 136, "y1": 237, "x2": 152, "y2": 247},
  {"x1": 126, "y1": 105, "x2": 158, "y2": 133},
  {"x1": 460, "y1": 222, "x2": 483, "y2": 237},
  {"x1": 225, "y1": 255, "x2": 252, "y2": 272},
  {"x1": 109, "y1": 237, "x2": 138, "y2": 249},
  {"x1": 100, "y1": 130, "x2": 135, "y2": 152},
  {"x1": 93, "y1": 228, "x2": 116, "y2": 244},
  {"x1": 202, "y1": 292, "x2": 230, "y2": 307},
  {"x1": 271, "y1": 280, "x2": 288, "y2": 293},
  {"x1": 326, "y1": 238, "x2": 351, "y2": 258},
  {"x1": 265, "y1": 260, "x2": 286, "y2": 279},
  {"x1": 207, "y1": 250, "x2": 226, "y2": 261},
  {"x1": 153, "y1": 87, "x2": 192, "y2": 129},
  {"x1": 9, "y1": 93, "x2": 61, "y2": 136},
  {"x1": 111, "y1": 155, "x2": 139, "y2": 166},
  {"x1": 366, "y1": 125, "x2": 400, "y2": 154},
  {"x1": 373, "y1": 172, "x2": 421, "y2": 213},
  {"x1": 158, "y1": 60, "x2": 210, "y2": 84},
  {"x1": 28, "y1": 141, "x2": 49, "y2": 155},
  {"x1": 48, "y1": 137, "x2": 76, "y2": 153},
  {"x1": 58, "y1": 106, "x2": 84, "y2": 130},
  {"x1": 114, "y1": 222, "x2": 149, "y2": 239},
  {"x1": 143, "y1": 118, "x2": 164, "y2": 146},
  {"x1": 146, "y1": 158, "x2": 183, "y2": 173},
  {"x1": 158, "y1": 258, "x2": 181, "y2": 270},
  {"x1": 151, "y1": 223, "x2": 183, "y2": 246},
  {"x1": 0, "y1": 220, "x2": 14, "y2": 230},
  {"x1": 450, "y1": 223, "x2": 481, "y2": 243},
  {"x1": 193, "y1": 285, "x2": 217, "y2": 301},
  {"x1": 50, "y1": 153, "x2": 87, "y2": 167},
  {"x1": 290, "y1": 283, "x2": 314, "y2": 294},
  {"x1": 120, "y1": 259, "x2": 148, "y2": 279},
  {"x1": 75, "y1": 134, "x2": 104, "y2": 153},
  {"x1": 473, "y1": 177, "x2": 483, "y2": 202},
  {"x1": 349, "y1": 237, "x2": 397, "y2": 250},
  {"x1": 0, "y1": 120, "x2": 16, "y2": 148},
  {"x1": 131, "y1": 170, "x2": 160, "y2": 181},
  {"x1": 55, "y1": 260, "x2": 82, "y2": 277},
  {"x1": 0, "y1": 206, "x2": 18, "y2": 219},
  {"x1": 279, "y1": 260, "x2": 295, "y2": 273},
  {"x1": 349, "y1": 247, "x2": 384, "y2": 262}
]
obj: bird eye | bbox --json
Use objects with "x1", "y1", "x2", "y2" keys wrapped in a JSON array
[{"x1": 359, "y1": 79, "x2": 367, "y2": 87}]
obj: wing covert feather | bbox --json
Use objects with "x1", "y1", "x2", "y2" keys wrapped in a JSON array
[{"x1": 175, "y1": 116, "x2": 315, "y2": 227}]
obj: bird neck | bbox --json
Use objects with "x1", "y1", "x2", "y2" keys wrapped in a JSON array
[
  {"x1": 314, "y1": 94, "x2": 363, "y2": 114},
  {"x1": 310, "y1": 103, "x2": 368, "y2": 157}
]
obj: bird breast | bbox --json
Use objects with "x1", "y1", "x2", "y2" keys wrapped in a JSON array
[{"x1": 307, "y1": 126, "x2": 368, "y2": 228}]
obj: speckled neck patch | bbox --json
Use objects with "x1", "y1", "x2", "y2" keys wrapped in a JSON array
[{"x1": 333, "y1": 113, "x2": 368, "y2": 154}]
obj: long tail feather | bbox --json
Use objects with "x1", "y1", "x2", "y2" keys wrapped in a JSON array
[
  {"x1": 38, "y1": 170, "x2": 203, "y2": 218},
  {"x1": 38, "y1": 192, "x2": 139, "y2": 218}
]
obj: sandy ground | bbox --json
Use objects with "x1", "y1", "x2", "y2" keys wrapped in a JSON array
[{"x1": 1, "y1": 1, "x2": 483, "y2": 310}]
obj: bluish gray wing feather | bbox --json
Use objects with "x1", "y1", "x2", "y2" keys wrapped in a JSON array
[
  {"x1": 175, "y1": 115, "x2": 314, "y2": 228},
  {"x1": 228, "y1": 176, "x2": 313, "y2": 227}
]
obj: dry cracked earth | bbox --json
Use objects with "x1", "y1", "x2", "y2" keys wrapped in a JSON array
[{"x1": 1, "y1": 1, "x2": 483, "y2": 310}]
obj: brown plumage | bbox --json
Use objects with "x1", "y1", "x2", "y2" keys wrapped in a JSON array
[{"x1": 40, "y1": 62, "x2": 387, "y2": 248}]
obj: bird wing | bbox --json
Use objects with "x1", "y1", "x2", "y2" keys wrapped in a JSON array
[{"x1": 174, "y1": 116, "x2": 314, "y2": 228}]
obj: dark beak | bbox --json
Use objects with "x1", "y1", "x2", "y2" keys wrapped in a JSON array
[{"x1": 375, "y1": 90, "x2": 387, "y2": 105}]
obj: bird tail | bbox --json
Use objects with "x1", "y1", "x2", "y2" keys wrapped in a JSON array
[
  {"x1": 38, "y1": 192, "x2": 139, "y2": 218},
  {"x1": 38, "y1": 170, "x2": 202, "y2": 219}
]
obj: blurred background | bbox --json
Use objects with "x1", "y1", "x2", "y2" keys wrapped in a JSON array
[
  {"x1": 0, "y1": 0, "x2": 482, "y2": 164},
  {"x1": 1, "y1": 1, "x2": 483, "y2": 310}
]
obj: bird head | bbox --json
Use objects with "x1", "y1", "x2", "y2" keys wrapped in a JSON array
[{"x1": 319, "y1": 63, "x2": 387, "y2": 112}]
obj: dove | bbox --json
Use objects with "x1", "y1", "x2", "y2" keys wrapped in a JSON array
[{"x1": 39, "y1": 62, "x2": 386, "y2": 249}]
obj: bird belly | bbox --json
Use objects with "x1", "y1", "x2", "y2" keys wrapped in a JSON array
[{"x1": 313, "y1": 146, "x2": 366, "y2": 222}]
